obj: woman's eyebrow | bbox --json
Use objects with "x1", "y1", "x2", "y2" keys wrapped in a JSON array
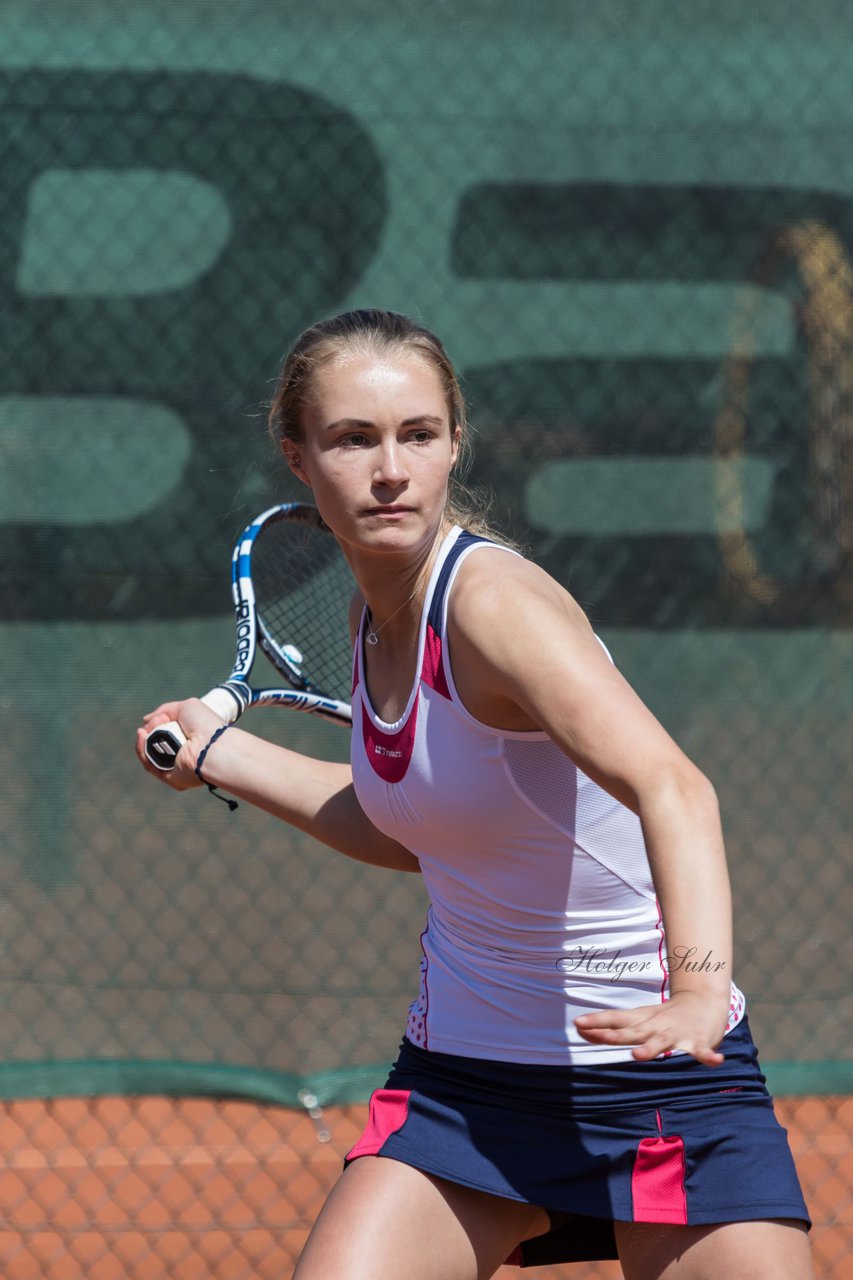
[
  {"x1": 324, "y1": 414, "x2": 444, "y2": 430},
  {"x1": 323, "y1": 417, "x2": 374, "y2": 430}
]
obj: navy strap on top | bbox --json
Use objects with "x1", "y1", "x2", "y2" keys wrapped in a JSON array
[{"x1": 426, "y1": 530, "x2": 490, "y2": 635}]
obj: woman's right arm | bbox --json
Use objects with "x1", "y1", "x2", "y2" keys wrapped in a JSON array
[{"x1": 135, "y1": 698, "x2": 421, "y2": 873}]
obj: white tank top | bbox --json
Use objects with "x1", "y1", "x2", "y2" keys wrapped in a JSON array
[{"x1": 350, "y1": 527, "x2": 746, "y2": 1064}]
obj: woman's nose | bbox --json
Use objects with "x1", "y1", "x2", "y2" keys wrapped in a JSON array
[{"x1": 373, "y1": 441, "x2": 408, "y2": 486}]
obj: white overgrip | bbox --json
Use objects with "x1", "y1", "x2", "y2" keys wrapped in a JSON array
[{"x1": 200, "y1": 686, "x2": 242, "y2": 722}]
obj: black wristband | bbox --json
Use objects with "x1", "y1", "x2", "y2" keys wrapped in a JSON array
[{"x1": 195, "y1": 724, "x2": 238, "y2": 812}]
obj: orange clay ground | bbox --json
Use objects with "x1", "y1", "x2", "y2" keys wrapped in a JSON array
[{"x1": 0, "y1": 1095, "x2": 848, "y2": 1280}]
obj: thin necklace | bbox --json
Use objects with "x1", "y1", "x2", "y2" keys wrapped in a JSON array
[{"x1": 365, "y1": 586, "x2": 420, "y2": 646}]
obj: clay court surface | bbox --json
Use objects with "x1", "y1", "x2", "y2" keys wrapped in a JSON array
[{"x1": 0, "y1": 1094, "x2": 847, "y2": 1280}]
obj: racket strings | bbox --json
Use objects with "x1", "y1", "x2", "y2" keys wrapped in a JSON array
[{"x1": 251, "y1": 521, "x2": 354, "y2": 702}]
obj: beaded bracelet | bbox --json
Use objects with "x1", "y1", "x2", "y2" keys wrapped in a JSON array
[{"x1": 195, "y1": 724, "x2": 239, "y2": 811}]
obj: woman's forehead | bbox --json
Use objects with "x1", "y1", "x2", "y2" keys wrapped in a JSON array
[{"x1": 310, "y1": 351, "x2": 448, "y2": 417}]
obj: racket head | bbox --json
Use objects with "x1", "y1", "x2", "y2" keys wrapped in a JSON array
[{"x1": 238, "y1": 503, "x2": 355, "y2": 705}]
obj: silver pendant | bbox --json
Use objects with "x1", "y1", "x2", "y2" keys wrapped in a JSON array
[{"x1": 366, "y1": 632, "x2": 379, "y2": 646}]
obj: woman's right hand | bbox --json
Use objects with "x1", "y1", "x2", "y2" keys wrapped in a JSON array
[{"x1": 135, "y1": 698, "x2": 227, "y2": 790}]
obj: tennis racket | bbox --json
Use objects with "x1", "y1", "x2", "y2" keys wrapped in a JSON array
[{"x1": 145, "y1": 503, "x2": 354, "y2": 770}]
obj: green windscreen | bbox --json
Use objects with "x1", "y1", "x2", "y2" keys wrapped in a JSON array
[{"x1": 0, "y1": 1, "x2": 850, "y2": 1113}]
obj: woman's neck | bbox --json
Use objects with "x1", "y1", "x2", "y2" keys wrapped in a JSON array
[{"x1": 349, "y1": 522, "x2": 452, "y2": 636}]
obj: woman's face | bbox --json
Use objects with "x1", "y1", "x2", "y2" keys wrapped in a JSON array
[{"x1": 286, "y1": 351, "x2": 460, "y2": 554}]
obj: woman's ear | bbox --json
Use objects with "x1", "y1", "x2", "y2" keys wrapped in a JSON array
[
  {"x1": 450, "y1": 424, "x2": 462, "y2": 469},
  {"x1": 282, "y1": 439, "x2": 311, "y2": 488}
]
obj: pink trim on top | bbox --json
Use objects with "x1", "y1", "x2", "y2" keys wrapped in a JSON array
[
  {"x1": 725, "y1": 984, "x2": 745, "y2": 1032},
  {"x1": 422, "y1": 624, "x2": 451, "y2": 699},
  {"x1": 362, "y1": 701, "x2": 419, "y2": 784},
  {"x1": 654, "y1": 895, "x2": 669, "y2": 1003},
  {"x1": 631, "y1": 1108, "x2": 688, "y2": 1224},
  {"x1": 357, "y1": 617, "x2": 450, "y2": 785},
  {"x1": 357, "y1": 603, "x2": 421, "y2": 783},
  {"x1": 406, "y1": 922, "x2": 431, "y2": 1049},
  {"x1": 345, "y1": 1089, "x2": 411, "y2": 1161},
  {"x1": 420, "y1": 923, "x2": 430, "y2": 1048},
  {"x1": 351, "y1": 641, "x2": 360, "y2": 697},
  {"x1": 357, "y1": 527, "x2": 474, "y2": 782},
  {"x1": 654, "y1": 895, "x2": 674, "y2": 1058}
]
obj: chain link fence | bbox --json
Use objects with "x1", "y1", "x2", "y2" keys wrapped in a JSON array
[{"x1": 0, "y1": 2, "x2": 850, "y2": 1276}]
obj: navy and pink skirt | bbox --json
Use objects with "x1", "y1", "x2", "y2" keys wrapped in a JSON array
[{"x1": 344, "y1": 1017, "x2": 810, "y2": 1265}]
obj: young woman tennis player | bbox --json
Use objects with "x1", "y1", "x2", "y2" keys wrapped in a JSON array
[{"x1": 137, "y1": 311, "x2": 813, "y2": 1279}]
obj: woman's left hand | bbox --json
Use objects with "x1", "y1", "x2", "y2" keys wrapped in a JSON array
[{"x1": 574, "y1": 991, "x2": 729, "y2": 1066}]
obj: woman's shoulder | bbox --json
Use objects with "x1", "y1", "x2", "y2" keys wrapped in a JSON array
[
  {"x1": 450, "y1": 540, "x2": 593, "y2": 641},
  {"x1": 444, "y1": 539, "x2": 610, "y2": 728}
]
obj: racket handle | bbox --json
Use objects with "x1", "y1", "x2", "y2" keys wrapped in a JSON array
[
  {"x1": 144, "y1": 687, "x2": 241, "y2": 771},
  {"x1": 144, "y1": 721, "x2": 187, "y2": 770}
]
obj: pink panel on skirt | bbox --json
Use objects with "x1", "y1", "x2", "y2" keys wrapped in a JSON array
[
  {"x1": 631, "y1": 1133, "x2": 688, "y2": 1224},
  {"x1": 346, "y1": 1089, "x2": 412, "y2": 1160}
]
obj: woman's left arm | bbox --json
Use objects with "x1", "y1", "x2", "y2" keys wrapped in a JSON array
[{"x1": 448, "y1": 554, "x2": 732, "y2": 1065}]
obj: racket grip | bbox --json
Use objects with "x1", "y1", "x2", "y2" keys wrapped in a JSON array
[
  {"x1": 144, "y1": 688, "x2": 241, "y2": 771},
  {"x1": 145, "y1": 720, "x2": 187, "y2": 771}
]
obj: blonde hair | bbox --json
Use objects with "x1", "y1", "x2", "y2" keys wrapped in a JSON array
[{"x1": 267, "y1": 309, "x2": 515, "y2": 544}]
